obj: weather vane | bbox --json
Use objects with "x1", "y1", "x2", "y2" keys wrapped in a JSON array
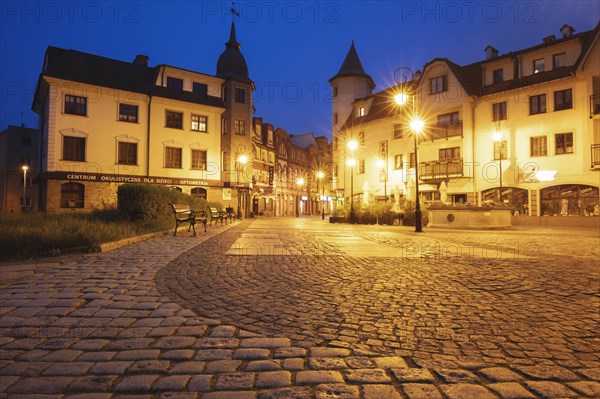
[{"x1": 230, "y1": 2, "x2": 240, "y2": 18}]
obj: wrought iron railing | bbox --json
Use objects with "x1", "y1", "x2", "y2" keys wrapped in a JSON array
[
  {"x1": 419, "y1": 158, "x2": 464, "y2": 179},
  {"x1": 590, "y1": 94, "x2": 600, "y2": 118},
  {"x1": 592, "y1": 144, "x2": 600, "y2": 168},
  {"x1": 427, "y1": 121, "x2": 463, "y2": 141}
]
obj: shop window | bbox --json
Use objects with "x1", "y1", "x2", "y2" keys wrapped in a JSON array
[{"x1": 61, "y1": 182, "x2": 84, "y2": 208}]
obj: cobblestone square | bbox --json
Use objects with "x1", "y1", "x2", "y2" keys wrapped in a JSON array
[{"x1": 1, "y1": 218, "x2": 599, "y2": 398}]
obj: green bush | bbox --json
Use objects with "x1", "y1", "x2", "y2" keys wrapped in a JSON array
[{"x1": 117, "y1": 184, "x2": 219, "y2": 223}]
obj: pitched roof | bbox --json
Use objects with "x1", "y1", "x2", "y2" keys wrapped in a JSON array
[
  {"x1": 290, "y1": 132, "x2": 318, "y2": 149},
  {"x1": 330, "y1": 42, "x2": 375, "y2": 88},
  {"x1": 35, "y1": 46, "x2": 225, "y2": 109}
]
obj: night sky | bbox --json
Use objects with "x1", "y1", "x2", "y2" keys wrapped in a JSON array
[{"x1": 1, "y1": 1, "x2": 597, "y2": 138}]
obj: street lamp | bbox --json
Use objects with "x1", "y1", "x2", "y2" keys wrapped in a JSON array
[
  {"x1": 317, "y1": 171, "x2": 325, "y2": 220},
  {"x1": 296, "y1": 177, "x2": 304, "y2": 217},
  {"x1": 492, "y1": 131, "x2": 504, "y2": 203},
  {"x1": 21, "y1": 165, "x2": 28, "y2": 211},
  {"x1": 237, "y1": 154, "x2": 248, "y2": 219},
  {"x1": 376, "y1": 159, "x2": 387, "y2": 203},
  {"x1": 346, "y1": 158, "x2": 356, "y2": 223},
  {"x1": 409, "y1": 117, "x2": 424, "y2": 233}
]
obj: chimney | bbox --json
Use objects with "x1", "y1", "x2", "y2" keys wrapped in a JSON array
[
  {"x1": 543, "y1": 35, "x2": 556, "y2": 44},
  {"x1": 560, "y1": 24, "x2": 575, "y2": 38},
  {"x1": 484, "y1": 45, "x2": 499, "y2": 60},
  {"x1": 133, "y1": 54, "x2": 149, "y2": 66}
]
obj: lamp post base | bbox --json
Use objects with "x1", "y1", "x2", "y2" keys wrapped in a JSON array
[{"x1": 414, "y1": 208, "x2": 423, "y2": 232}]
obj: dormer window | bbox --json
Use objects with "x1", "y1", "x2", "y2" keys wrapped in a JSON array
[
  {"x1": 430, "y1": 75, "x2": 448, "y2": 94},
  {"x1": 167, "y1": 77, "x2": 183, "y2": 93},
  {"x1": 493, "y1": 69, "x2": 503, "y2": 84},
  {"x1": 553, "y1": 53, "x2": 566, "y2": 69},
  {"x1": 356, "y1": 106, "x2": 365, "y2": 117},
  {"x1": 533, "y1": 58, "x2": 545, "y2": 74},
  {"x1": 193, "y1": 82, "x2": 208, "y2": 99},
  {"x1": 235, "y1": 87, "x2": 246, "y2": 103}
]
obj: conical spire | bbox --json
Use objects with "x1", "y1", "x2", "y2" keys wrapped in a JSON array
[
  {"x1": 329, "y1": 41, "x2": 375, "y2": 88},
  {"x1": 226, "y1": 21, "x2": 240, "y2": 48},
  {"x1": 216, "y1": 21, "x2": 252, "y2": 83}
]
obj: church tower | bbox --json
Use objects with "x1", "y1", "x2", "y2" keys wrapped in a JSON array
[{"x1": 216, "y1": 21, "x2": 254, "y2": 215}]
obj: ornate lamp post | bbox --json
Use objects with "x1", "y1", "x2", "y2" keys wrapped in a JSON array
[
  {"x1": 492, "y1": 131, "x2": 504, "y2": 203},
  {"x1": 346, "y1": 139, "x2": 358, "y2": 224},
  {"x1": 376, "y1": 159, "x2": 387, "y2": 202},
  {"x1": 236, "y1": 154, "x2": 248, "y2": 219},
  {"x1": 317, "y1": 171, "x2": 325, "y2": 220},
  {"x1": 296, "y1": 177, "x2": 304, "y2": 217}
]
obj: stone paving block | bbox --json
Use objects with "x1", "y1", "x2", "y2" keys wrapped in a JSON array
[
  {"x1": 308, "y1": 357, "x2": 347, "y2": 370},
  {"x1": 488, "y1": 382, "x2": 537, "y2": 399},
  {"x1": 66, "y1": 375, "x2": 119, "y2": 392},
  {"x1": 344, "y1": 368, "x2": 391, "y2": 384},
  {"x1": 202, "y1": 391, "x2": 257, "y2": 399},
  {"x1": 363, "y1": 384, "x2": 403, "y2": 399},
  {"x1": 258, "y1": 387, "x2": 312, "y2": 398},
  {"x1": 154, "y1": 336, "x2": 196, "y2": 349},
  {"x1": 310, "y1": 347, "x2": 351, "y2": 357},
  {"x1": 273, "y1": 348, "x2": 306, "y2": 358},
  {"x1": 176, "y1": 325, "x2": 209, "y2": 337},
  {"x1": 315, "y1": 383, "x2": 360, "y2": 399},
  {"x1": 440, "y1": 383, "x2": 498, "y2": 399},
  {"x1": 6, "y1": 376, "x2": 74, "y2": 394},
  {"x1": 478, "y1": 367, "x2": 523, "y2": 382},
  {"x1": 214, "y1": 372, "x2": 255, "y2": 390},
  {"x1": 161, "y1": 349, "x2": 195, "y2": 360},
  {"x1": 90, "y1": 360, "x2": 133, "y2": 374},
  {"x1": 205, "y1": 359, "x2": 243, "y2": 373},
  {"x1": 524, "y1": 380, "x2": 579, "y2": 398},
  {"x1": 152, "y1": 375, "x2": 191, "y2": 391},
  {"x1": 234, "y1": 348, "x2": 271, "y2": 360},
  {"x1": 0, "y1": 361, "x2": 52, "y2": 376},
  {"x1": 148, "y1": 326, "x2": 178, "y2": 337},
  {"x1": 209, "y1": 325, "x2": 237, "y2": 337},
  {"x1": 240, "y1": 338, "x2": 291, "y2": 348},
  {"x1": 567, "y1": 381, "x2": 600, "y2": 397},
  {"x1": 195, "y1": 349, "x2": 233, "y2": 360},
  {"x1": 296, "y1": 370, "x2": 344, "y2": 384},
  {"x1": 67, "y1": 394, "x2": 112, "y2": 399},
  {"x1": 196, "y1": 338, "x2": 240, "y2": 349},
  {"x1": 401, "y1": 383, "x2": 444, "y2": 399},
  {"x1": 38, "y1": 349, "x2": 82, "y2": 362},
  {"x1": 255, "y1": 370, "x2": 291, "y2": 388},
  {"x1": 114, "y1": 349, "x2": 160, "y2": 360},
  {"x1": 390, "y1": 368, "x2": 436, "y2": 383},
  {"x1": 246, "y1": 360, "x2": 282, "y2": 371},
  {"x1": 435, "y1": 368, "x2": 481, "y2": 383},
  {"x1": 577, "y1": 367, "x2": 600, "y2": 381},
  {"x1": 107, "y1": 338, "x2": 154, "y2": 351},
  {"x1": 372, "y1": 356, "x2": 408, "y2": 369},
  {"x1": 515, "y1": 365, "x2": 579, "y2": 381},
  {"x1": 169, "y1": 361, "x2": 205, "y2": 374},
  {"x1": 113, "y1": 374, "x2": 160, "y2": 392},
  {"x1": 71, "y1": 339, "x2": 110, "y2": 351},
  {"x1": 344, "y1": 357, "x2": 374, "y2": 369},
  {"x1": 283, "y1": 358, "x2": 305, "y2": 371},
  {"x1": 158, "y1": 393, "x2": 198, "y2": 399},
  {"x1": 42, "y1": 361, "x2": 93, "y2": 375},
  {"x1": 0, "y1": 375, "x2": 19, "y2": 392},
  {"x1": 187, "y1": 374, "x2": 213, "y2": 392},
  {"x1": 128, "y1": 360, "x2": 171, "y2": 374}
]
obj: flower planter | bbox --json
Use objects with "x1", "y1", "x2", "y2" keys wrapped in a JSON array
[{"x1": 428, "y1": 206, "x2": 512, "y2": 228}]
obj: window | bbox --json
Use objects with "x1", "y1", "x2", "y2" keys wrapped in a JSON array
[
  {"x1": 64, "y1": 95, "x2": 86, "y2": 116},
  {"x1": 356, "y1": 106, "x2": 365, "y2": 117},
  {"x1": 63, "y1": 136, "x2": 85, "y2": 161},
  {"x1": 191, "y1": 114, "x2": 208, "y2": 132},
  {"x1": 21, "y1": 137, "x2": 32, "y2": 146},
  {"x1": 430, "y1": 75, "x2": 447, "y2": 94},
  {"x1": 222, "y1": 118, "x2": 228, "y2": 135},
  {"x1": 554, "y1": 89, "x2": 572, "y2": 111},
  {"x1": 191, "y1": 149, "x2": 207, "y2": 170},
  {"x1": 492, "y1": 102, "x2": 507, "y2": 121},
  {"x1": 165, "y1": 146, "x2": 182, "y2": 168},
  {"x1": 555, "y1": 132, "x2": 573, "y2": 155},
  {"x1": 119, "y1": 103, "x2": 138, "y2": 123},
  {"x1": 235, "y1": 87, "x2": 246, "y2": 103},
  {"x1": 394, "y1": 154, "x2": 403, "y2": 170},
  {"x1": 493, "y1": 140, "x2": 507, "y2": 160},
  {"x1": 193, "y1": 82, "x2": 208, "y2": 99},
  {"x1": 234, "y1": 119, "x2": 246, "y2": 135},
  {"x1": 438, "y1": 112, "x2": 460, "y2": 126},
  {"x1": 191, "y1": 187, "x2": 207, "y2": 199},
  {"x1": 493, "y1": 69, "x2": 503, "y2": 83},
  {"x1": 409, "y1": 152, "x2": 416, "y2": 168},
  {"x1": 358, "y1": 159, "x2": 365, "y2": 174},
  {"x1": 166, "y1": 110, "x2": 183, "y2": 129},
  {"x1": 61, "y1": 182, "x2": 84, "y2": 208},
  {"x1": 439, "y1": 147, "x2": 460, "y2": 161},
  {"x1": 358, "y1": 131, "x2": 365, "y2": 145},
  {"x1": 530, "y1": 136, "x2": 547, "y2": 156},
  {"x1": 393, "y1": 124, "x2": 403, "y2": 139},
  {"x1": 533, "y1": 58, "x2": 545, "y2": 73},
  {"x1": 530, "y1": 94, "x2": 546, "y2": 115},
  {"x1": 333, "y1": 86, "x2": 338, "y2": 97},
  {"x1": 20, "y1": 197, "x2": 32, "y2": 207},
  {"x1": 118, "y1": 142, "x2": 137, "y2": 165},
  {"x1": 553, "y1": 53, "x2": 566, "y2": 69},
  {"x1": 167, "y1": 77, "x2": 183, "y2": 93},
  {"x1": 333, "y1": 113, "x2": 338, "y2": 124}
]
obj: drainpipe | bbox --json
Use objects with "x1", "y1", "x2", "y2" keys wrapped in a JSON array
[
  {"x1": 471, "y1": 96, "x2": 478, "y2": 205},
  {"x1": 147, "y1": 95, "x2": 152, "y2": 176}
]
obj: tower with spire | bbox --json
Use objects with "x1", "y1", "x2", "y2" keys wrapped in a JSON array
[
  {"x1": 329, "y1": 41, "x2": 375, "y2": 138},
  {"x1": 216, "y1": 20, "x2": 255, "y2": 216}
]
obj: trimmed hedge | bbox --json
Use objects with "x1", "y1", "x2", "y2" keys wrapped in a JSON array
[{"x1": 117, "y1": 184, "x2": 218, "y2": 223}]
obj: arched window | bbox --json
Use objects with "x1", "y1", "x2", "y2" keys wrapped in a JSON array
[
  {"x1": 171, "y1": 186, "x2": 183, "y2": 192},
  {"x1": 61, "y1": 182, "x2": 84, "y2": 208},
  {"x1": 191, "y1": 187, "x2": 207, "y2": 200}
]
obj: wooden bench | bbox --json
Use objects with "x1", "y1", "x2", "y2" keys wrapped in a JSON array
[
  {"x1": 209, "y1": 207, "x2": 227, "y2": 226},
  {"x1": 169, "y1": 204, "x2": 207, "y2": 236},
  {"x1": 225, "y1": 206, "x2": 236, "y2": 223}
]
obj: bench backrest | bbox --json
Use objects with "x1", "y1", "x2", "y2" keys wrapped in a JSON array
[
  {"x1": 208, "y1": 207, "x2": 220, "y2": 216},
  {"x1": 170, "y1": 204, "x2": 191, "y2": 213}
]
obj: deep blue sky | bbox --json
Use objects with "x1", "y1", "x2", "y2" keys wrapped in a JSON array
[{"x1": 1, "y1": 1, "x2": 598, "y2": 138}]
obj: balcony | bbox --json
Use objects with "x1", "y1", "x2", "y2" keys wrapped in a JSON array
[
  {"x1": 419, "y1": 158, "x2": 464, "y2": 180},
  {"x1": 590, "y1": 94, "x2": 600, "y2": 118},
  {"x1": 592, "y1": 144, "x2": 600, "y2": 169},
  {"x1": 427, "y1": 121, "x2": 463, "y2": 141}
]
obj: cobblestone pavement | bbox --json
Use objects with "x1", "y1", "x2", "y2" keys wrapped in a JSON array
[{"x1": 1, "y1": 218, "x2": 599, "y2": 398}]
